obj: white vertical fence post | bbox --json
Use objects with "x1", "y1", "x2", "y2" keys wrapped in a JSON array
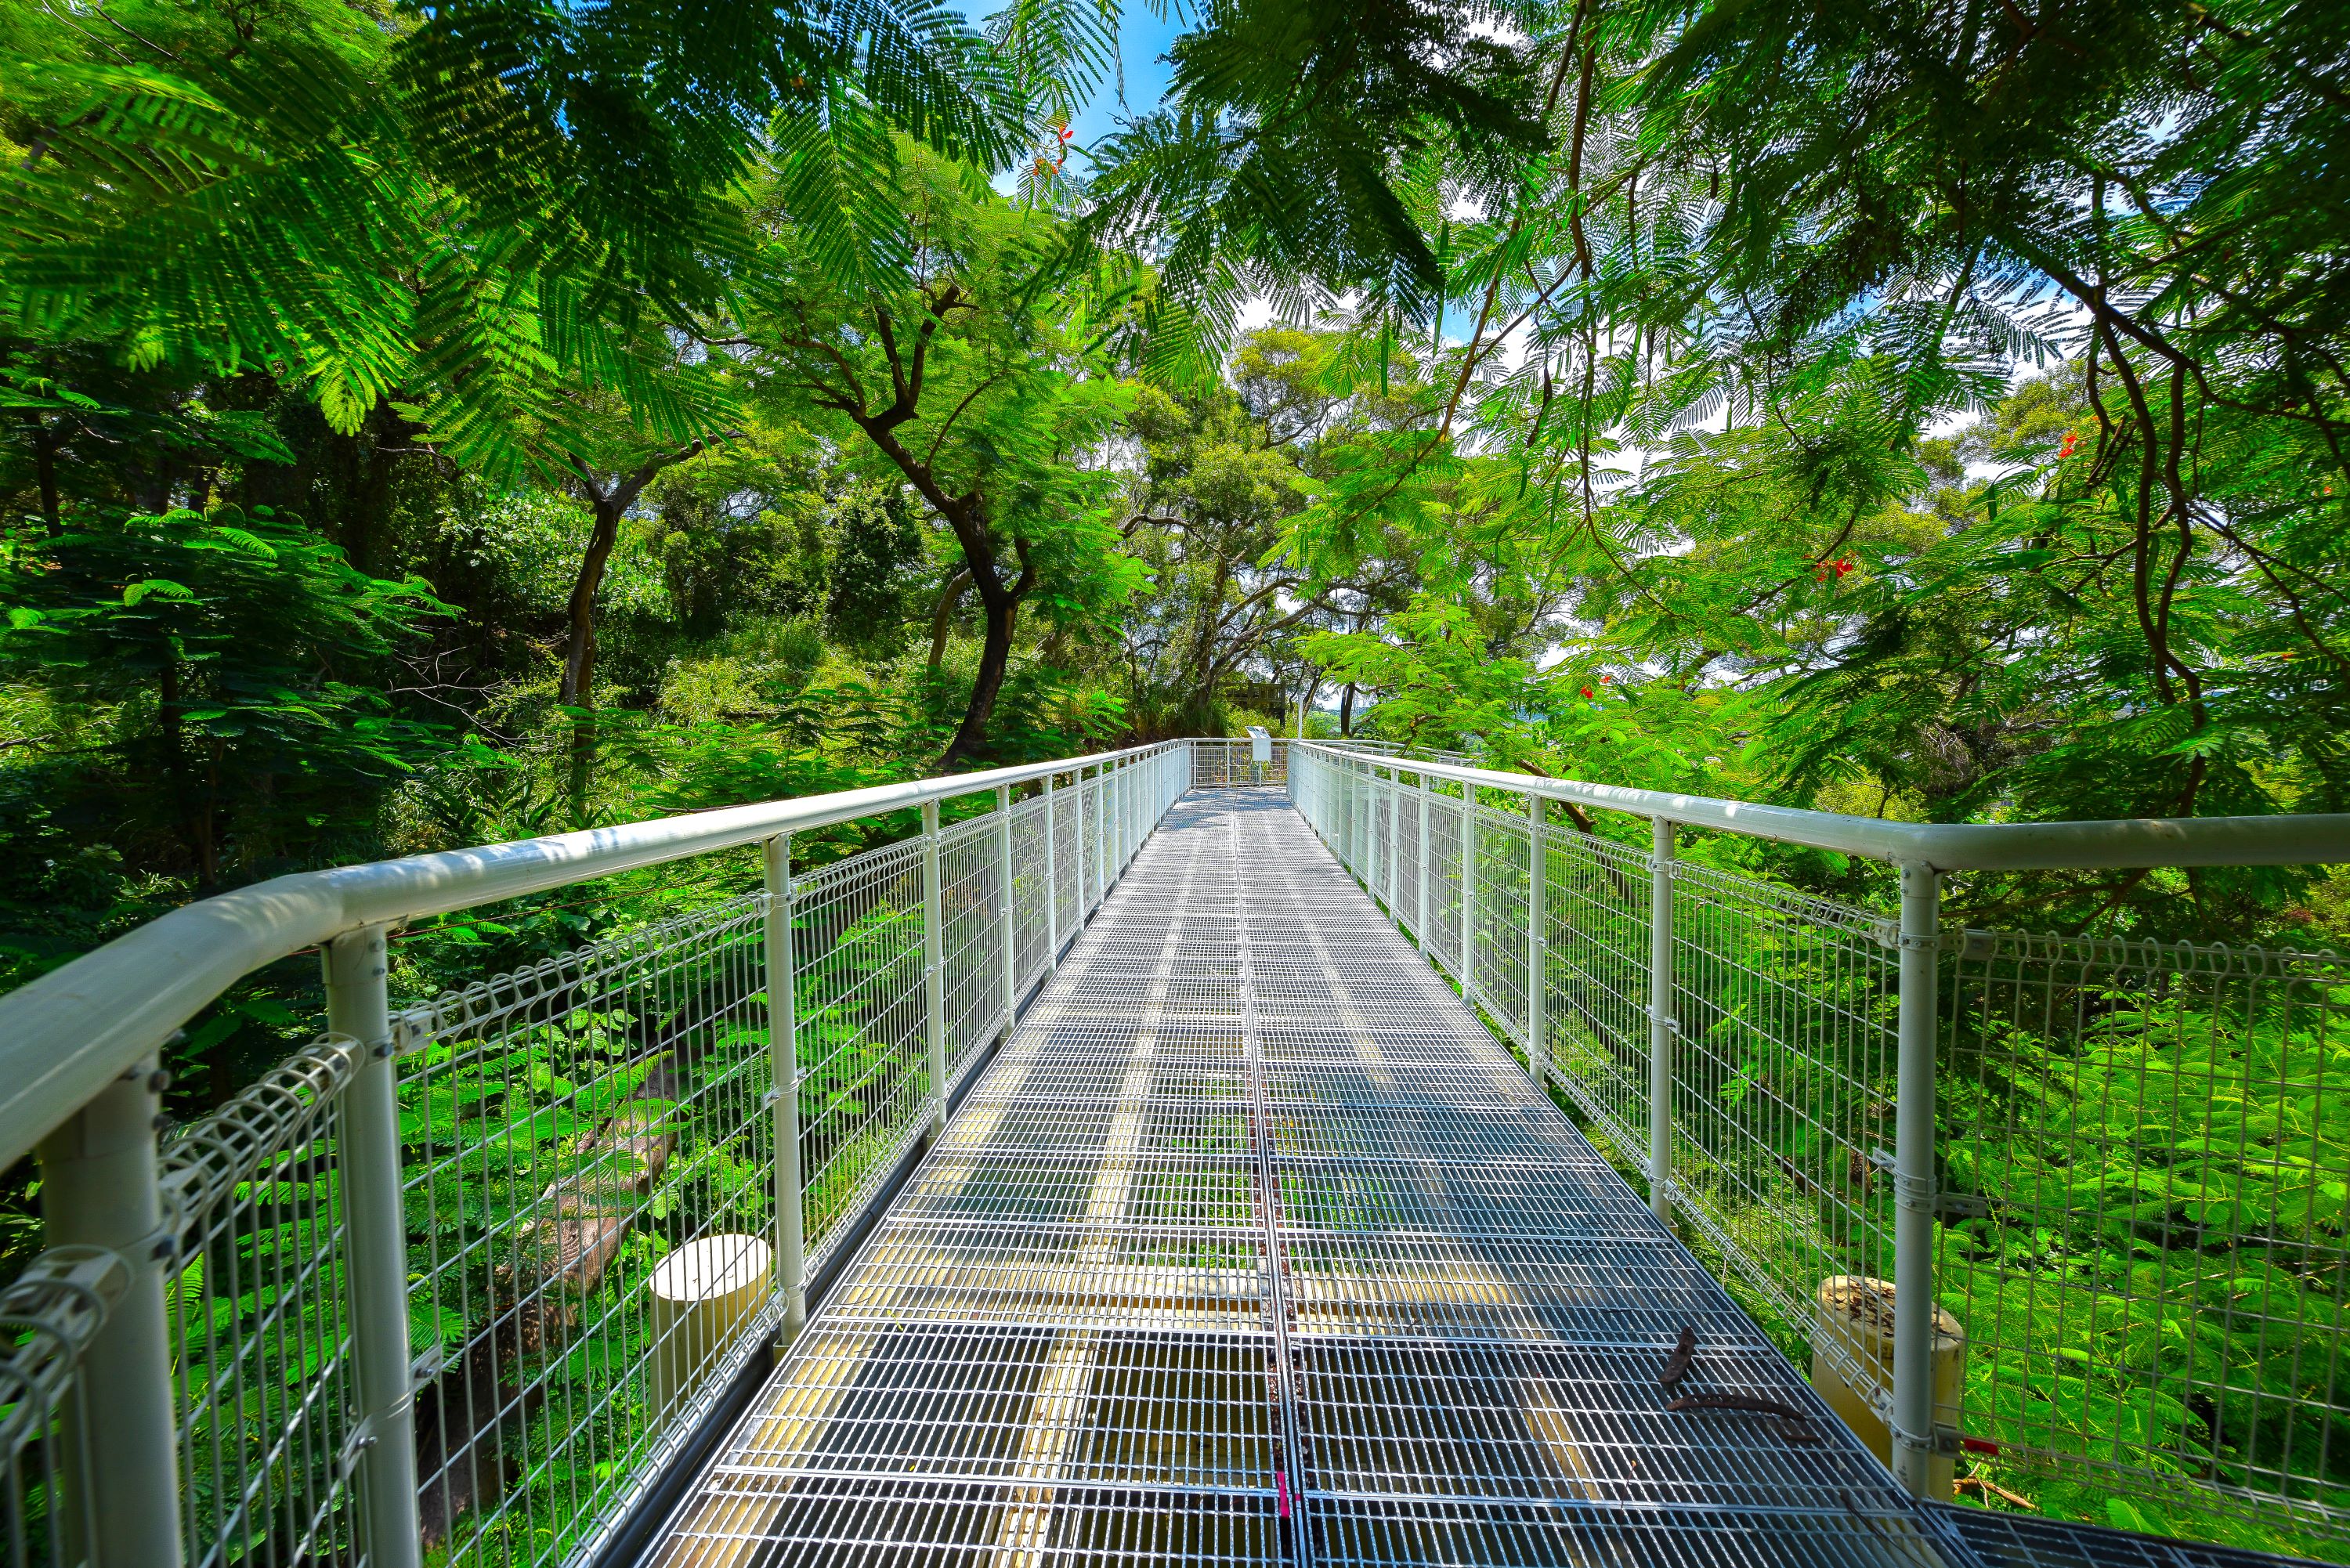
[
  {"x1": 996, "y1": 783, "x2": 1017, "y2": 1034},
  {"x1": 1890, "y1": 862, "x2": 1943, "y2": 1496},
  {"x1": 763, "y1": 836, "x2": 807, "y2": 1335},
  {"x1": 39, "y1": 1061, "x2": 183, "y2": 1568},
  {"x1": 1460, "y1": 783, "x2": 1477, "y2": 995},
  {"x1": 1647, "y1": 818, "x2": 1676, "y2": 1226},
  {"x1": 922, "y1": 799, "x2": 949, "y2": 1137},
  {"x1": 1525, "y1": 796, "x2": 1546, "y2": 1085},
  {"x1": 325, "y1": 925, "x2": 425, "y2": 1568},
  {"x1": 1043, "y1": 773, "x2": 1060, "y2": 971},
  {"x1": 1415, "y1": 771, "x2": 1430, "y2": 943}
]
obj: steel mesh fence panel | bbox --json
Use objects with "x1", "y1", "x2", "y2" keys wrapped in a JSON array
[
  {"x1": 1010, "y1": 797, "x2": 1051, "y2": 999},
  {"x1": 1394, "y1": 778, "x2": 1423, "y2": 943},
  {"x1": 789, "y1": 840, "x2": 928, "y2": 1260},
  {"x1": 1661, "y1": 859, "x2": 1902, "y2": 1411},
  {"x1": 1541, "y1": 823, "x2": 1654, "y2": 1163},
  {"x1": 163, "y1": 1034, "x2": 368, "y2": 1568},
  {"x1": 1080, "y1": 776, "x2": 1104, "y2": 917},
  {"x1": 1190, "y1": 740, "x2": 1289, "y2": 789},
  {"x1": 397, "y1": 895, "x2": 773, "y2": 1566},
  {"x1": 1052, "y1": 779, "x2": 1082, "y2": 959},
  {"x1": 940, "y1": 816, "x2": 1004, "y2": 1088},
  {"x1": 1943, "y1": 933, "x2": 2349, "y2": 1546},
  {"x1": 0, "y1": 1245, "x2": 120, "y2": 1568},
  {"x1": 1470, "y1": 798, "x2": 1532, "y2": 1046},
  {"x1": 1424, "y1": 789, "x2": 1466, "y2": 980}
]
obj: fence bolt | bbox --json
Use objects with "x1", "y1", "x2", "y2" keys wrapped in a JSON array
[
  {"x1": 38, "y1": 1056, "x2": 184, "y2": 1568},
  {"x1": 764, "y1": 834, "x2": 807, "y2": 1337},
  {"x1": 1890, "y1": 860, "x2": 1943, "y2": 1497},
  {"x1": 326, "y1": 924, "x2": 424, "y2": 1568},
  {"x1": 923, "y1": 800, "x2": 949, "y2": 1138},
  {"x1": 1647, "y1": 818, "x2": 1676, "y2": 1226}
]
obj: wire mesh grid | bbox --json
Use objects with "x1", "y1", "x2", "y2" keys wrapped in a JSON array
[
  {"x1": 1190, "y1": 740, "x2": 1289, "y2": 790},
  {"x1": 1052, "y1": 778, "x2": 1083, "y2": 962},
  {"x1": 1540, "y1": 822, "x2": 1659, "y2": 1162},
  {"x1": 789, "y1": 840, "x2": 932, "y2": 1259},
  {"x1": 1931, "y1": 1498, "x2": 2342, "y2": 1568},
  {"x1": 1010, "y1": 797, "x2": 1052, "y2": 1001},
  {"x1": 1468, "y1": 797, "x2": 1533, "y2": 1047},
  {"x1": 1423, "y1": 789, "x2": 1468, "y2": 981},
  {"x1": 646, "y1": 787, "x2": 1952, "y2": 1566},
  {"x1": 397, "y1": 894, "x2": 776, "y2": 1566},
  {"x1": 0, "y1": 1244, "x2": 124, "y2": 1568},
  {"x1": 940, "y1": 815, "x2": 1010, "y2": 1090},
  {"x1": 1659, "y1": 858, "x2": 1905, "y2": 1411},
  {"x1": 161, "y1": 1032, "x2": 371, "y2": 1568},
  {"x1": 1940, "y1": 932, "x2": 2348, "y2": 1546}
]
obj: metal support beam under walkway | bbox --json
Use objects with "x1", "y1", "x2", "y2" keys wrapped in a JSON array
[{"x1": 643, "y1": 792, "x2": 1966, "y2": 1566}]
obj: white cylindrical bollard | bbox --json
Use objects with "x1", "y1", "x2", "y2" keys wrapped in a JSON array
[{"x1": 647, "y1": 1234, "x2": 775, "y2": 1429}]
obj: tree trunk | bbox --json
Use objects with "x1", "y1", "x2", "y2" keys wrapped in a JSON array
[
  {"x1": 1340, "y1": 682, "x2": 1358, "y2": 737},
  {"x1": 561, "y1": 499, "x2": 623, "y2": 808},
  {"x1": 942, "y1": 590, "x2": 1016, "y2": 768},
  {"x1": 928, "y1": 568, "x2": 972, "y2": 668}
]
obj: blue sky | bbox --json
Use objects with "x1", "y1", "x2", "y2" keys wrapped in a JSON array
[
  {"x1": 953, "y1": 3, "x2": 1184, "y2": 157},
  {"x1": 1064, "y1": 6, "x2": 1183, "y2": 151}
]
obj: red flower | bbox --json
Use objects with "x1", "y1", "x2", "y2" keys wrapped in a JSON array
[
  {"x1": 1580, "y1": 687, "x2": 1595, "y2": 699},
  {"x1": 2058, "y1": 432, "x2": 2080, "y2": 460}
]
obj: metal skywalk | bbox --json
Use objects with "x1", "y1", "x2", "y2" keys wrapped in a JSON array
[
  {"x1": 644, "y1": 793, "x2": 1946, "y2": 1566},
  {"x1": 0, "y1": 738, "x2": 2343, "y2": 1568}
]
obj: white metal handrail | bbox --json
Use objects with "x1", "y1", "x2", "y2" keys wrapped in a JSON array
[
  {"x1": 1291, "y1": 742, "x2": 2350, "y2": 871},
  {"x1": 0, "y1": 740, "x2": 1189, "y2": 1568},
  {"x1": 0, "y1": 742, "x2": 1179, "y2": 1173},
  {"x1": 1289, "y1": 742, "x2": 2350, "y2": 1552}
]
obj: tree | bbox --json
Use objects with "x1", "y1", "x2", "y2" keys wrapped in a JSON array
[
  {"x1": 0, "y1": 0, "x2": 1025, "y2": 478},
  {"x1": 725, "y1": 146, "x2": 1143, "y2": 764}
]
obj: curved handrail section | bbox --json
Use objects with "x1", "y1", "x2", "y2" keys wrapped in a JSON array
[
  {"x1": 1297, "y1": 742, "x2": 2350, "y2": 873},
  {"x1": 0, "y1": 742, "x2": 1180, "y2": 1172}
]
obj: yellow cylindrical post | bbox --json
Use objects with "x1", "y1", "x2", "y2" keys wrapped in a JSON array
[
  {"x1": 647, "y1": 1234, "x2": 774, "y2": 1428},
  {"x1": 1814, "y1": 1275, "x2": 1965, "y2": 1500}
]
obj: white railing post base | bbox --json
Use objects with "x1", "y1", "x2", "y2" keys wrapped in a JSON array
[{"x1": 38, "y1": 1061, "x2": 183, "y2": 1568}]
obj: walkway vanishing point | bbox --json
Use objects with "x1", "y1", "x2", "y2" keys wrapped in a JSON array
[{"x1": 645, "y1": 790, "x2": 1968, "y2": 1566}]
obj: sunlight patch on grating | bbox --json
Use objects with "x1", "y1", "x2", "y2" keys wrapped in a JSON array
[{"x1": 647, "y1": 793, "x2": 1958, "y2": 1566}]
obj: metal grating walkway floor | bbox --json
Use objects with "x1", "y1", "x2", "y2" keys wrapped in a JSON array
[{"x1": 647, "y1": 792, "x2": 1965, "y2": 1566}]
